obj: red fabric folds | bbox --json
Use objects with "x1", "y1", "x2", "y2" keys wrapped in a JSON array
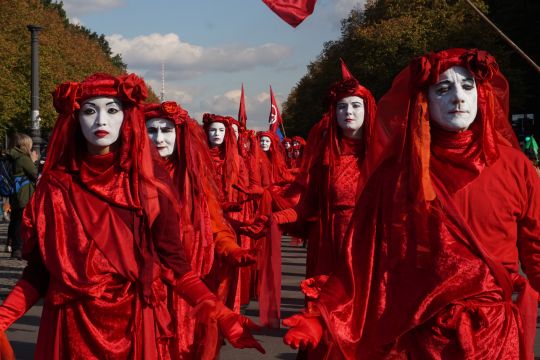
[
  {"x1": 258, "y1": 216, "x2": 282, "y2": 328},
  {"x1": 15, "y1": 73, "x2": 192, "y2": 359},
  {"x1": 262, "y1": 0, "x2": 317, "y2": 27}
]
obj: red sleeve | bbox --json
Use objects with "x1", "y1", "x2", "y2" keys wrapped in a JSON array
[
  {"x1": 517, "y1": 160, "x2": 540, "y2": 292},
  {"x1": 153, "y1": 193, "x2": 192, "y2": 277}
]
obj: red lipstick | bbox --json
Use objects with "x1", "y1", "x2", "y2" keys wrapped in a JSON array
[{"x1": 94, "y1": 130, "x2": 109, "y2": 138}]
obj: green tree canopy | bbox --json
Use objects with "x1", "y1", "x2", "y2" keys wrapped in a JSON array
[
  {"x1": 282, "y1": 0, "x2": 539, "y2": 138},
  {"x1": 0, "y1": 0, "x2": 158, "y2": 144}
]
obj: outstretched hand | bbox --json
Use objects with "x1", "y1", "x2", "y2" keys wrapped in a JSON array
[
  {"x1": 219, "y1": 311, "x2": 265, "y2": 354},
  {"x1": 282, "y1": 313, "x2": 323, "y2": 350},
  {"x1": 238, "y1": 215, "x2": 269, "y2": 239},
  {"x1": 227, "y1": 248, "x2": 257, "y2": 267}
]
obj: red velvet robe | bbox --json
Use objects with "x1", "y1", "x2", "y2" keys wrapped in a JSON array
[
  {"x1": 19, "y1": 153, "x2": 191, "y2": 359},
  {"x1": 296, "y1": 137, "x2": 363, "y2": 278}
]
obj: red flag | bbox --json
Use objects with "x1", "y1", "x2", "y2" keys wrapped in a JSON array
[
  {"x1": 262, "y1": 0, "x2": 317, "y2": 27},
  {"x1": 268, "y1": 86, "x2": 283, "y2": 133},
  {"x1": 238, "y1": 83, "x2": 247, "y2": 128},
  {"x1": 340, "y1": 58, "x2": 354, "y2": 80}
]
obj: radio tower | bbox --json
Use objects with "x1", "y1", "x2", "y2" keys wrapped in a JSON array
[{"x1": 160, "y1": 61, "x2": 165, "y2": 102}]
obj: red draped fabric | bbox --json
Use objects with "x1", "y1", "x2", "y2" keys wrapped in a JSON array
[
  {"x1": 144, "y1": 102, "x2": 235, "y2": 359},
  {"x1": 22, "y1": 153, "x2": 190, "y2": 359},
  {"x1": 13, "y1": 74, "x2": 192, "y2": 359},
  {"x1": 262, "y1": 0, "x2": 317, "y2": 27},
  {"x1": 315, "y1": 49, "x2": 530, "y2": 359}
]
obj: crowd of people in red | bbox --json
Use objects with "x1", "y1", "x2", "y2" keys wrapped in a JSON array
[{"x1": 0, "y1": 48, "x2": 539, "y2": 360}]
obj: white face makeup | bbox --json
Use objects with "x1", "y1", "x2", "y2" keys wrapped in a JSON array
[
  {"x1": 208, "y1": 122, "x2": 226, "y2": 147},
  {"x1": 336, "y1": 96, "x2": 364, "y2": 139},
  {"x1": 428, "y1": 66, "x2": 478, "y2": 132},
  {"x1": 283, "y1": 141, "x2": 291, "y2": 150},
  {"x1": 232, "y1": 124, "x2": 239, "y2": 140},
  {"x1": 260, "y1": 136, "x2": 272, "y2": 152},
  {"x1": 79, "y1": 97, "x2": 124, "y2": 154},
  {"x1": 146, "y1": 118, "x2": 176, "y2": 157}
]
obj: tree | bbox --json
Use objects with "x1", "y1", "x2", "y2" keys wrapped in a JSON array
[
  {"x1": 282, "y1": 0, "x2": 539, "y2": 138},
  {"x1": 0, "y1": 0, "x2": 150, "y2": 144}
]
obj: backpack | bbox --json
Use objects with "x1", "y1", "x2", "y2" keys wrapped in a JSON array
[{"x1": 0, "y1": 155, "x2": 29, "y2": 197}]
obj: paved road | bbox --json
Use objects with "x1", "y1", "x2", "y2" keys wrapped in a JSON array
[{"x1": 2, "y1": 219, "x2": 540, "y2": 359}]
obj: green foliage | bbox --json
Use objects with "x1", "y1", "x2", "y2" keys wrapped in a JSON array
[
  {"x1": 0, "y1": 0, "x2": 151, "y2": 144},
  {"x1": 282, "y1": 0, "x2": 539, "y2": 138}
]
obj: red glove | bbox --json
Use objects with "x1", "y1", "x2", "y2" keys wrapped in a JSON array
[
  {"x1": 238, "y1": 215, "x2": 269, "y2": 239},
  {"x1": 0, "y1": 280, "x2": 41, "y2": 332},
  {"x1": 0, "y1": 331, "x2": 14, "y2": 360},
  {"x1": 283, "y1": 313, "x2": 323, "y2": 350},
  {"x1": 173, "y1": 271, "x2": 216, "y2": 307},
  {"x1": 227, "y1": 248, "x2": 257, "y2": 267},
  {"x1": 215, "y1": 302, "x2": 265, "y2": 353},
  {"x1": 193, "y1": 299, "x2": 265, "y2": 354},
  {"x1": 223, "y1": 202, "x2": 243, "y2": 213}
]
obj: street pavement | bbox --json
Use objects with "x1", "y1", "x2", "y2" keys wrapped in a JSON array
[{"x1": 2, "y1": 219, "x2": 540, "y2": 359}]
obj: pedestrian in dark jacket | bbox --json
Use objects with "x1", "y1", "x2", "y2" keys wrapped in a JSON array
[{"x1": 7, "y1": 133, "x2": 38, "y2": 259}]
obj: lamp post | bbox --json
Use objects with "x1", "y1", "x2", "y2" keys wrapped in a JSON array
[{"x1": 27, "y1": 24, "x2": 43, "y2": 153}]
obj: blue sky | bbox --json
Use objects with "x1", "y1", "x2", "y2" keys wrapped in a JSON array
[{"x1": 60, "y1": 0, "x2": 363, "y2": 130}]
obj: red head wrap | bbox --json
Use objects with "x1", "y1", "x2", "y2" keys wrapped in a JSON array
[{"x1": 143, "y1": 101, "x2": 189, "y2": 126}]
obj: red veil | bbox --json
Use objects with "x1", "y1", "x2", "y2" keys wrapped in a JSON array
[
  {"x1": 316, "y1": 49, "x2": 523, "y2": 358},
  {"x1": 256, "y1": 130, "x2": 293, "y2": 185}
]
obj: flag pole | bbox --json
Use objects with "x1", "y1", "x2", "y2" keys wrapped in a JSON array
[
  {"x1": 464, "y1": 0, "x2": 539, "y2": 73},
  {"x1": 280, "y1": 122, "x2": 287, "y2": 138}
]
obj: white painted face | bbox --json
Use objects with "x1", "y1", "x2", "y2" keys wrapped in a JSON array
[
  {"x1": 146, "y1": 118, "x2": 176, "y2": 157},
  {"x1": 283, "y1": 141, "x2": 291, "y2": 150},
  {"x1": 208, "y1": 122, "x2": 226, "y2": 147},
  {"x1": 336, "y1": 96, "x2": 364, "y2": 139},
  {"x1": 428, "y1": 66, "x2": 478, "y2": 132},
  {"x1": 260, "y1": 136, "x2": 272, "y2": 152},
  {"x1": 232, "y1": 124, "x2": 239, "y2": 140},
  {"x1": 79, "y1": 97, "x2": 124, "y2": 154}
]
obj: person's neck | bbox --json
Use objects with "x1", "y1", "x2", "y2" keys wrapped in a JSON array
[
  {"x1": 343, "y1": 128, "x2": 362, "y2": 140},
  {"x1": 86, "y1": 143, "x2": 116, "y2": 155}
]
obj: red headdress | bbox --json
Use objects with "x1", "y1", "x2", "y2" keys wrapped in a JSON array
[
  {"x1": 202, "y1": 113, "x2": 240, "y2": 200},
  {"x1": 316, "y1": 49, "x2": 520, "y2": 358},
  {"x1": 291, "y1": 136, "x2": 306, "y2": 150}
]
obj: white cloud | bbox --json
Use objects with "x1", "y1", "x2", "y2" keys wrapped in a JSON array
[
  {"x1": 69, "y1": 17, "x2": 83, "y2": 26},
  {"x1": 58, "y1": 0, "x2": 126, "y2": 17},
  {"x1": 106, "y1": 33, "x2": 292, "y2": 78}
]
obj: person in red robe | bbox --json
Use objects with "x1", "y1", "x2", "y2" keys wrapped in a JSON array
[
  {"x1": 243, "y1": 62, "x2": 376, "y2": 280},
  {"x1": 0, "y1": 73, "x2": 263, "y2": 359},
  {"x1": 282, "y1": 137, "x2": 294, "y2": 168},
  {"x1": 144, "y1": 102, "x2": 256, "y2": 359},
  {"x1": 283, "y1": 49, "x2": 539, "y2": 359},
  {"x1": 290, "y1": 136, "x2": 306, "y2": 170}
]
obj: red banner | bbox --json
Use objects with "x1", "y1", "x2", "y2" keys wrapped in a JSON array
[
  {"x1": 268, "y1": 86, "x2": 283, "y2": 133},
  {"x1": 262, "y1": 0, "x2": 317, "y2": 27},
  {"x1": 238, "y1": 84, "x2": 247, "y2": 128}
]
